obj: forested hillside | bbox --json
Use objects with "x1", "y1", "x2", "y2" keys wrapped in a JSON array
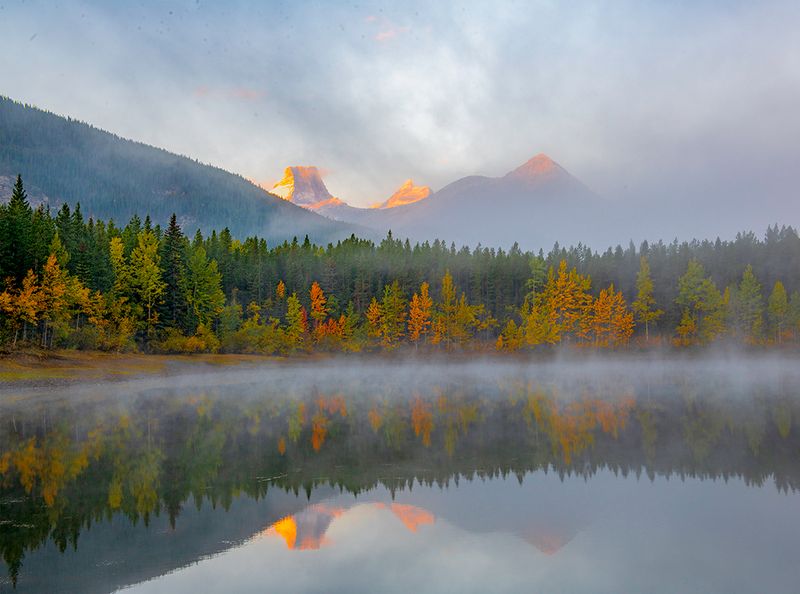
[
  {"x1": 2, "y1": 176, "x2": 799, "y2": 353},
  {"x1": 0, "y1": 97, "x2": 359, "y2": 243}
]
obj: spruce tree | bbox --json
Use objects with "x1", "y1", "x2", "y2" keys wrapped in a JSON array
[
  {"x1": 1, "y1": 175, "x2": 33, "y2": 284},
  {"x1": 159, "y1": 214, "x2": 189, "y2": 331}
]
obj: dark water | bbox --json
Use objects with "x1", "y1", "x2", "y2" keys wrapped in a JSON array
[{"x1": 1, "y1": 357, "x2": 800, "y2": 593}]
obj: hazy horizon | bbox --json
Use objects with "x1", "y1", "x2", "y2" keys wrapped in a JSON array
[{"x1": 1, "y1": 0, "x2": 798, "y2": 243}]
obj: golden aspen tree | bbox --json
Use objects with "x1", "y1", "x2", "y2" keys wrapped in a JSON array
[
  {"x1": 525, "y1": 260, "x2": 592, "y2": 345},
  {"x1": 431, "y1": 271, "x2": 479, "y2": 348},
  {"x1": 609, "y1": 288, "x2": 635, "y2": 346},
  {"x1": 128, "y1": 231, "x2": 166, "y2": 337},
  {"x1": 592, "y1": 284, "x2": 634, "y2": 347},
  {"x1": 408, "y1": 281, "x2": 433, "y2": 344},
  {"x1": 366, "y1": 297, "x2": 382, "y2": 339},
  {"x1": 1, "y1": 270, "x2": 42, "y2": 346},
  {"x1": 309, "y1": 281, "x2": 328, "y2": 341},
  {"x1": 39, "y1": 254, "x2": 69, "y2": 347}
]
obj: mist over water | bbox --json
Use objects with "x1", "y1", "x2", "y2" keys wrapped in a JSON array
[{"x1": 2, "y1": 355, "x2": 800, "y2": 593}]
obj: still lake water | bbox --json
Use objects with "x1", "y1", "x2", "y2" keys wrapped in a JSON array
[{"x1": 1, "y1": 356, "x2": 800, "y2": 593}]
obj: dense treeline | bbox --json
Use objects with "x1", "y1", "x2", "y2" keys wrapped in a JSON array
[{"x1": 1, "y1": 175, "x2": 799, "y2": 353}]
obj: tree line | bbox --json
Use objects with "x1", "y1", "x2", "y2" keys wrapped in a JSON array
[{"x1": 1, "y1": 175, "x2": 799, "y2": 353}]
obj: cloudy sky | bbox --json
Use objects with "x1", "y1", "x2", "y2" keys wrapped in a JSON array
[{"x1": 1, "y1": 0, "x2": 798, "y2": 227}]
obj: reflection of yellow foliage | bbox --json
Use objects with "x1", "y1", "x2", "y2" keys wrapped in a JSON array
[
  {"x1": 368, "y1": 408, "x2": 383, "y2": 432},
  {"x1": 278, "y1": 436, "x2": 287, "y2": 455},
  {"x1": 444, "y1": 424, "x2": 457, "y2": 457},
  {"x1": 317, "y1": 395, "x2": 347, "y2": 418},
  {"x1": 637, "y1": 409, "x2": 658, "y2": 461},
  {"x1": 311, "y1": 413, "x2": 328, "y2": 452},
  {"x1": 524, "y1": 392, "x2": 635, "y2": 465},
  {"x1": 288, "y1": 402, "x2": 306, "y2": 443},
  {"x1": 8, "y1": 433, "x2": 92, "y2": 506},
  {"x1": 108, "y1": 477, "x2": 123, "y2": 509},
  {"x1": 773, "y1": 403, "x2": 792, "y2": 439},
  {"x1": 411, "y1": 398, "x2": 434, "y2": 446}
]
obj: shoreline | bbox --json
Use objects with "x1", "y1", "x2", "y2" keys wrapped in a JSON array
[{"x1": 1, "y1": 346, "x2": 798, "y2": 394}]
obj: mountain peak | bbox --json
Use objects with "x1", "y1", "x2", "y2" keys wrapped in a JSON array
[
  {"x1": 506, "y1": 153, "x2": 564, "y2": 180},
  {"x1": 271, "y1": 166, "x2": 337, "y2": 208},
  {"x1": 370, "y1": 179, "x2": 431, "y2": 209}
]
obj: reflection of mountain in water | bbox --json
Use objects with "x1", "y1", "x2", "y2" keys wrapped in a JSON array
[
  {"x1": 2, "y1": 363, "x2": 800, "y2": 589},
  {"x1": 262, "y1": 502, "x2": 436, "y2": 551}
]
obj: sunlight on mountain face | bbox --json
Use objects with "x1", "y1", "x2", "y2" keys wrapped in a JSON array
[
  {"x1": 505, "y1": 153, "x2": 562, "y2": 180},
  {"x1": 270, "y1": 166, "x2": 338, "y2": 207},
  {"x1": 370, "y1": 179, "x2": 431, "y2": 209}
]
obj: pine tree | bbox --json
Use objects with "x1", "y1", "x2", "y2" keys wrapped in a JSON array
[
  {"x1": 379, "y1": 280, "x2": 407, "y2": 347},
  {"x1": 284, "y1": 293, "x2": 308, "y2": 351},
  {"x1": 432, "y1": 271, "x2": 457, "y2": 347},
  {"x1": 675, "y1": 260, "x2": 726, "y2": 345},
  {"x1": 183, "y1": 244, "x2": 225, "y2": 329},
  {"x1": 729, "y1": 264, "x2": 764, "y2": 343},
  {"x1": 159, "y1": 214, "x2": 188, "y2": 330},
  {"x1": 1, "y1": 175, "x2": 33, "y2": 284}
]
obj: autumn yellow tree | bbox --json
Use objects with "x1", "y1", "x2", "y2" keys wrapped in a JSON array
[
  {"x1": 496, "y1": 319, "x2": 523, "y2": 351},
  {"x1": 0, "y1": 270, "x2": 42, "y2": 345},
  {"x1": 590, "y1": 284, "x2": 635, "y2": 347},
  {"x1": 521, "y1": 260, "x2": 592, "y2": 346},
  {"x1": 38, "y1": 254, "x2": 73, "y2": 348},
  {"x1": 123, "y1": 231, "x2": 166, "y2": 337},
  {"x1": 365, "y1": 297, "x2": 382, "y2": 339},
  {"x1": 548, "y1": 260, "x2": 593, "y2": 342},
  {"x1": 408, "y1": 281, "x2": 433, "y2": 345},
  {"x1": 309, "y1": 281, "x2": 329, "y2": 341},
  {"x1": 432, "y1": 271, "x2": 480, "y2": 348}
]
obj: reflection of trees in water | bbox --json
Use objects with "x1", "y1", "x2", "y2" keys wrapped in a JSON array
[{"x1": 1, "y1": 378, "x2": 799, "y2": 583}]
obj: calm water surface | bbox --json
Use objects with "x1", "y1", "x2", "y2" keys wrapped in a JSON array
[{"x1": 1, "y1": 357, "x2": 799, "y2": 593}]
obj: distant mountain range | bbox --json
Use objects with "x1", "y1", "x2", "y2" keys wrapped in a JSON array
[
  {"x1": 1, "y1": 95, "x2": 623, "y2": 249},
  {"x1": 0, "y1": 97, "x2": 362, "y2": 244},
  {"x1": 269, "y1": 153, "x2": 609, "y2": 249}
]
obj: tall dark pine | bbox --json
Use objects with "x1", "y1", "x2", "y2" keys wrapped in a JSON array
[
  {"x1": 0, "y1": 175, "x2": 33, "y2": 285},
  {"x1": 159, "y1": 213, "x2": 189, "y2": 331}
]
